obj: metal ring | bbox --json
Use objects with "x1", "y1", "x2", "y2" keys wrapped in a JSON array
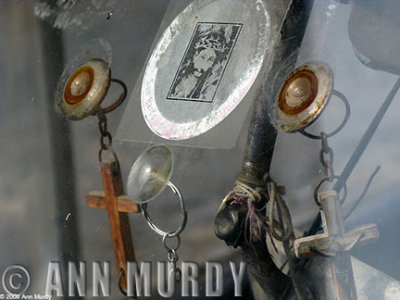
[
  {"x1": 300, "y1": 90, "x2": 350, "y2": 139},
  {"x1": 163, "y1": 233, "x2": 181, "y2": 252},
  {"x1": 319, "y1": 147, "x2": 334, "y2": 169},
  {"x1": 98, "y1": 147, "x2": 119, "y2": 165},
  {"x1": 95, "y1": 78, "x2": 127, "y2": 115},
  {"x1": 314, "y1": 175, "x2": 347, "y2": 207},
  {"x1": 141, "y1": 181, "x2": 187, "y2": 238},
  {"x1": 167, "y1": 248, "x2": 179, "y2": 263},
  {"x1": 99, "y1": 132, "x2": 113, "y2": 150},
  {"x1": 170, "y1": 266, "x2": 182, "y2": 282}
]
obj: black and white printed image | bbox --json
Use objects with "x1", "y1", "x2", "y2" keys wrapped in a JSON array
[{"x1": 167, "y1": 22, "x2": 242, "y2": 102}]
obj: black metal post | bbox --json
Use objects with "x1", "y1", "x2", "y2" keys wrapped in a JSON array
[
  {"x1": 37, "y1": 7, "x2": 81, "y2": 298},
  {"x1": 215, "y1": 1, "x2": 314, "y2": 298}
]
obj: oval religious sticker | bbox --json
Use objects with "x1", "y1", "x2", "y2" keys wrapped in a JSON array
[{"x1": 141, "y1": 0, "x2": 271, "y2": 140}]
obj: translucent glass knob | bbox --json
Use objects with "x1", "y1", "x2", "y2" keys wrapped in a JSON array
[{"x1": 127, "y1": 146, "x2": 173, "y2": 204}]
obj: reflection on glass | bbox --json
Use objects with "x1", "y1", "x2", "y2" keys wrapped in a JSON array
[{"x1": 127, "y1": 146, "x2": 173, "y2": 204}]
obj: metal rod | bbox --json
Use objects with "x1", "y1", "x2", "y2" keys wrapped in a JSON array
[{"x1": 240, "y1": 1, "x2": 315, "y2": 297}]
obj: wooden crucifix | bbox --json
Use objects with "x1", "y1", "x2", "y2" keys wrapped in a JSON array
[{"x1": 86, "y1": 160, "x2": 140, "y2": 291}]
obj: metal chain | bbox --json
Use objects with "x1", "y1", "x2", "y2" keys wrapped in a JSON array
[
  {"x1": 98, "y1": 112, "x2": 112, "y2": 151},
  {"x1": 319, "y1": 132, "x2": 334, "y2": 181},
  {"x1": 97, "y1": 112, "x2": 120, "y2": 169},
  {"x1": 163, "y1": 233, "x2": 182, "y2": 281},
  {"x1": 313, "y1": 131, "x2": 348, "y2": 206},
  {"x1": 300, "y1": 91, "x2": 351, "y2": 207}
]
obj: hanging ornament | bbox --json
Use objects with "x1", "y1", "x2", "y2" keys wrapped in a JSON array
[
  {"x1": 127, "y1": 145, "x2": 187, "y2": 281},
  {"x1": 54, "y1": 42, "x2": 138, "y2": 295}
]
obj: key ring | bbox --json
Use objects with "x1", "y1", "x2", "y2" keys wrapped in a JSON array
[
  {"x1": 141, "y1": 181, "x2": 187, "y2": 238},
  {"x1": 300, "y1": 90, "x2": 350, "y2": 139},
  {"x1": 127, "y1": 145, "x2": 188, "y2": 281}
]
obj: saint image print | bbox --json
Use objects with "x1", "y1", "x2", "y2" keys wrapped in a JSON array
[{"x1": 167, "y1": 22, "x2": 242, "y2": 103}]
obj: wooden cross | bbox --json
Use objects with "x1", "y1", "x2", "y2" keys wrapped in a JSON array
[
  {"x1": 294, "y1": 190, "x2": 379, "y2": 299},
  {"x1": 86, "y1": 160, "x2": 140, "y2": 291}
]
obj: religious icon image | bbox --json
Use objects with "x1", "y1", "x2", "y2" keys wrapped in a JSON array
[{"x1": 167, "y1": 22, "x2": 242, "y2": 102}]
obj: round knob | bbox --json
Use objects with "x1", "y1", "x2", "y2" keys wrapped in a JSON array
[
  {"x1": 58, "y1": 59, "x2": 111, "y2": 120},
  {"x1": 278, "y1": 69, "x2": 318, "y2": 115},
  {"x1": 271, "y1": 62, "x2": 333, "y2": 132}
]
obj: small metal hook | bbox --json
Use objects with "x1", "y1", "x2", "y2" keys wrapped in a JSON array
[
  {"x1": 314, "y1": 175, "x2": 348, "y2": 207},
  {"x1": 96, "y1": 78, "x2": 127, "y2": 115},
  {"x1": 300, "y1": 90, "x2": 350, "y2": 139}
]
